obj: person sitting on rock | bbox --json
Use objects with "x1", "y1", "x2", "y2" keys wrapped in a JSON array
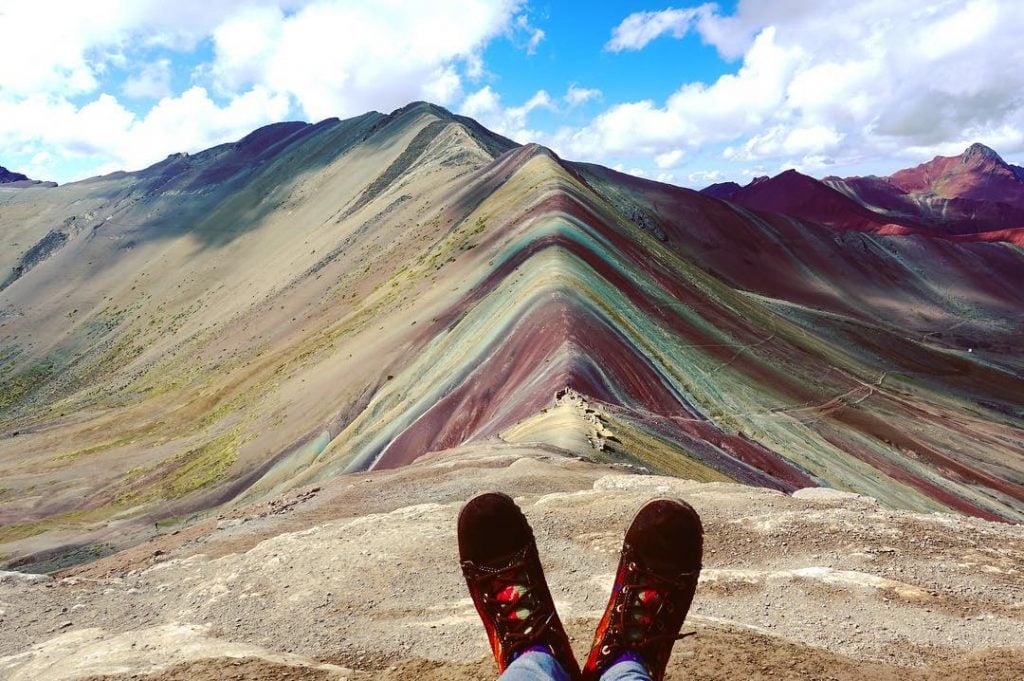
[{"x1": 458, "y1": 492, "x2": 703, "y2": 681}]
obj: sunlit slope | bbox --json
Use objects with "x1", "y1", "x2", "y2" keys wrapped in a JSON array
[
  {"x1": 1, "y1": 102, "x2": 1022, "y2": 568},
  {"x1": 283, "y1": 146, "x2": 1023, "y2": 522},
  {"x1": 0, "y1": 102, "x2": 516, "y2": 559}
]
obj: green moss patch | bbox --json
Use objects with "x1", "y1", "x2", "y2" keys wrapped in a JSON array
[
  {"x1": 0, "y1": 522, "x2": 48, "y2": 544},
  {"x1": 0, "y1": 360, "x2": 56, "y2": 410},
  {"x1": 115, "y1": 431, "x2": 240, "y2": 506}
]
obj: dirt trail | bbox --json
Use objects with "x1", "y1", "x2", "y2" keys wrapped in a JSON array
[{"x1": 2, "y1": 444, "x2": 1023, "y2": 680}]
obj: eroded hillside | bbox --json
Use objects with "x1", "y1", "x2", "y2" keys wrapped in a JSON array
[{"x1": 1, "y1": 103, "x2": 1022, "y2": 572}]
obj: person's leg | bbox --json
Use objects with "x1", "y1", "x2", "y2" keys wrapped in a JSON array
[
  {"x1": 582, "y1": 498, "x2": 703, "y2": 681},
  {"x1": 497, "y1": 648, "x2": 572, "y2": 681},
  {"x1": 458, "y1": 492, "x2": 581, "y2": 679},
  {"x1": 597, "y1": 652, "x2": 652, "y2": 681}
]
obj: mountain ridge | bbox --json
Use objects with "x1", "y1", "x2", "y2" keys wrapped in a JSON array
[
  {"x1": 1, "y1": 103, "x2": 1023, "y2": 573},
  {"x1": 704, "y1": 143, "x2": 1024, "y2": 243},
  {"x1": 0, "y1": 165, "x2": 29, "y2": 183},
  {"x1": 0, "y1": 164, "x2": 56, "y2": 188}
]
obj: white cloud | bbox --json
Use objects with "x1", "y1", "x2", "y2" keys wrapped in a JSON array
[
  {"x1": 464, "y1": 52, "x2": 486, "y2": 80},
  {"x1": 724, "y1": 125, "x2": 843, "y2": 164},
  {"x1": 0, "y1": 1, "x2": 276, "y2": 98},
  {"x1": 209, "y1": 1, "x2": 526, "y2": 120},
  {"x1": 0, "y1": 1, "x2": 113, "y2": 97},
  {"x1": 564, "y1": 84, "x2": 602, "y2": 107},
  {"x1": 460, "y1": 86, "x2": 554, "y2": 141},
  {"x1": 528, "y1": 29, "x2": 546, "y2": 53},
  {"x1": 558, "y1": 27, "x2": 800, "y2": 159},
  {"x1": 122, "y1": 59, "x2": 174, "y2": 99},
  {"x1": 0, "y1": 87, "x2": 291, "y2": 182},
  {"x1": 0, "y1": 0, "x2": 532, "y2": 181},
  {"x1": 422, "y1": 66, "x2": 464, "y2": 106},
  {"x1": 563, "y1": 0, "x2": 1024, "y2": 174},
  {"x1": 208, "y1": 5, "x2": 285, "y2": 94},
  {"x1": 654, "y1": 149, "x2": 685, "y2": 168},
  {"x1": 606, "y1": 4, "x2": 715, "y2": 52},
  {"x1": 515, "y1": 14, "x2": 546, "y2": 54},
  {"x1": 120, "y1": 87, "x2": 292, "y2": 169},
  {"x1": 686, "y1": 169, "x2": 724, "y2": 184},
  {"x1": 780, "y1": 154, "x2": 837, "y2": 174},
  {"x1": 611, "y1": 163, "x2": 648, "y2": 178},
  {"x1": 25, "y1": 151, "x2": 53, "y2": 181}
]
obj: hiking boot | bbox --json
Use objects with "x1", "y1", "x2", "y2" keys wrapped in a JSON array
[
  {"x1": 582, "y1": 498, "x2": 702, "y2": 681},
  {"x1": 458, "y1": 491, "x2": 581, "y2": 678}
]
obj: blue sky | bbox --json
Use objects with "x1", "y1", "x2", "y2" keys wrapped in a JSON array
[{"x1": 2, "y1": 1, "x2": 1023, "y2": 186}]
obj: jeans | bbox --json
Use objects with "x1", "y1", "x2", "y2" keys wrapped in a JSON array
[{"x1": 497, "y1": 650, "x2": 651, "y2": 681}]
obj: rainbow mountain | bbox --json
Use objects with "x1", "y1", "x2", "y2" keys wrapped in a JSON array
[{"x1": 1, "y1": 102, "x2": 1022, "y2": 569}]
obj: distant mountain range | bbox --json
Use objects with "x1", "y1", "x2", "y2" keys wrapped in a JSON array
[
  {"x1": 702, "y1": 143, "x2": 1024, "y2": 245},
  {"x1": 0, "y1": 165, "x2": 56, "y2": 188},
  {"x1": 0, "y1": 165, "x2": 29, "y2": 183},
  {"x1": 1, "y1": 102, "x2": 1022, "y2": 571}
]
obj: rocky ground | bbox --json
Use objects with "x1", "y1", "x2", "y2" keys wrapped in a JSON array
[{"x1": 2, "y1": 444, "x2": 1022, "y2": 680}]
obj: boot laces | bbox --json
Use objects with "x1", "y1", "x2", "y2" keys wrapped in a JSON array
[
  {"x1": 601, "y1": 559, "x2": 698, "y2": 657},
  {"x1": 462, "y1": 546, "x2": 555, "y2": 648}
]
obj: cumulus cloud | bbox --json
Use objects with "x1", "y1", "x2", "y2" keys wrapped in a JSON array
[
  {"x1": 0, "y1": 0, "x2": 532, "y2": 181},
  {"x1": 460, "y1": 86, "x2": 554, "y2": 141},
  {"x1": 565, "y1": 0, "x2": 1024, "y2": 177},
  {"x1": 723, "y1": 125, "x2": 843, "y2": 162},
  {"x1": 122, "y1": 59, "x2": 174, "y2": 99},
  {"x1": 564, "y1": 84, "x2": 602, "y2": 107},
  {"x1": 208, "y1": 1, "x2": 526, "y2": 120},
  {"x1": 0, "y1": 87, "x2": 291, "y2": 179},
  {"x1": 559, "y1": 26, "x2": 799, "y2": 158},
  {"x1": 654, "y1": 149, "x2": 685, "y2": 168},
  {"x1": 0, "y1": 1, "x2": 272, "y2": 98},
  {"x1": 514, "y1": 13, "x2": 546, "y2": 54},
  {"x1": 686, "y1": 169, "x2": 724, "y2": 184},
  {"x1": 421, "y1": 66, "x2": 465, "y2": 106},
  {"x1": 606, "y1": 4, "x2": 715, "y2": 52},
  {"x1": 612, "y1": 163, "x2": 648, "y2": 178}
]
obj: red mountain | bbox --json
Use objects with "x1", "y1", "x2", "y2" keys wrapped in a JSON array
[
  {"x1": 888, "y1": 143, "x2": 1024, "y2": 206},
  {"x1": 705, "y1": 144, "x2": 1024, "y2": 245},
  {"x1": 699, "y1": 181, "x2": 742, "y2": 199},
  {"x1": 720, "y1": 169, "x2": 917, "y2": 234}
]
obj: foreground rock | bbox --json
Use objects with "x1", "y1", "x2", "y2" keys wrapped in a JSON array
[{"x1": 1, "y1": 445, "x2": 1022, "y2": 680}]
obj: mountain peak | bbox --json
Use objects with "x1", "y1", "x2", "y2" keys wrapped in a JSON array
[
  {"x1": 389, "y1": 100, "x2": 455, "y2": 120},
  {"x1": 961, "y1": 142, "x2": 1005, "y2": 166},
  {"x1": 742, "y1": 169, "x2": 817, "y2": 191},
  {"x1": 0, "y1": 164, "x2": 29, "y2": 183},
  {"x1": 699, "y1": 181, "x2": 742, "y2": 198},
  {"x1": 0, "y1": 164, "x2": 55, "y2": 187}
]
